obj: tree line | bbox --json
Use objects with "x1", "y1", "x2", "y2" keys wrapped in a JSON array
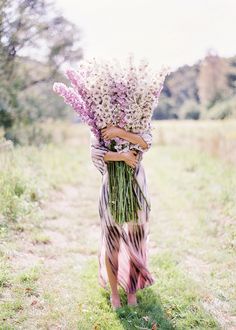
[{"x1": 155, "y1": 51, "x2": 236, "y2": 120}]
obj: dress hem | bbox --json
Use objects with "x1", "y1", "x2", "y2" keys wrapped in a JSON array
[{"x1": 98, "y1": 275, "x2": 156, "y2": 294}]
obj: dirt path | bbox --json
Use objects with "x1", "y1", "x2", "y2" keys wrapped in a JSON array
[{"x1": 7, "y1": 176, "x2": 101, "y2": 329}]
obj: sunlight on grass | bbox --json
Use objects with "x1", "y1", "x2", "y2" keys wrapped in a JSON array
[
  {"x1": 73, "y1": 257, "x2": 218, "y2": 329},
  {"x1": 0, "y1": 121, "x2": 235, "y2": 329}
]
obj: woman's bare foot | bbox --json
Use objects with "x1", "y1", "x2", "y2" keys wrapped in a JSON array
[
  {"x1": 110, "y1": 293, "x2": 121, "y2": 310},
  {"x1": 127, "y1": 293, "x2": 138, "y2": 306}
]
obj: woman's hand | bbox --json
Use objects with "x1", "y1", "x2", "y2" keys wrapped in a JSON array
[
  {"x1": 121, "y1": 150, "x2": 138, "y2": 169},
  {"x1": 101, "y1": 124, "x2": 123, "y2": 140}
]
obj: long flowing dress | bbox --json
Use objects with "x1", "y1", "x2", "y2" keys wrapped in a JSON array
[{"x1": 90, "y1": 128, "x2": 156, "y2": 294}]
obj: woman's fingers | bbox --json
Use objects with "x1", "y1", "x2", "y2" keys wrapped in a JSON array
[
  {"x1": 101, "y1": 123, "x2": 112, "y2": 133},
  {"x1": 101, "y1": 128, "x2": 113, "y2": 140},
  {"x1": 127, "y1": 161, "x2": 137, "y2": 168},
  {"x1": 102, "y1": 132, "x2": 110, "y2": 140},
  {"x1": 131, "y1": 151, "x2": 138, "y2": 158},
  {"x1": 126, "y1": 157, "x2": 138, "y2": 168},
  {"x1": 101, "y1": 128, "x2": 108, "y2": 135},
  {"x1": 101, "y1": 130, "x2": 107, "y2": 136}
]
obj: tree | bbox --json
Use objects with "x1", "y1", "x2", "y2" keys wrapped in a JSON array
[
  {"x1": 197, "y1": 50, "x2": 230, "y2": 109},
  {"x1": 0, "y1": 0, "x2": 83, "y2": 130},
  {"x1": 0, "y1": 0, "x2": 83, "y2": 86}
]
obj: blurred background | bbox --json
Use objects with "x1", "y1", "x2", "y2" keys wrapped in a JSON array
[
  {"x1": 1, "y1": 0, "x2": 236, "y2": 145},
  {"x1": 0, "y1": 1, "x2": 236, "y2": 329}
]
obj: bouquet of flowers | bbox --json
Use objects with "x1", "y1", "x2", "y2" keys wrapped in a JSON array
[{"x1": 53, "y1": 56, "x2": 170, "y2": 224}]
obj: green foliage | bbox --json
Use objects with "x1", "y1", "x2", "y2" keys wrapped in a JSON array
[
  {"x1": 0, "y1": 123, "x2": 88, "y2": 226},
  {"x1": 201, "y1": 95, "x2": 236, "y2": 119},
  {"x1": 18, "y1": 267, "x2": 40, "y2": 284},
  {"x1": 0, "y1": 0, "x2": 82, "y2": 134},
  {"x1": 153, "y1": 97, "x2": 178, "y2": 119},
  {"x1": 197, "y1": 52, "x2": 231, "y2": 108},
  {"x1": 155, "y1": 54, "x2": 236, "y2": 120},
  {"x1": 0, "y1": 175, "x2": 38, "y2": 223},
  {"x1": 155, "y1": 63, "x2": 199, "y2": 119},
  {"x1": 0, "y1": 109, "x2": 14, "y2": 129},
  {"x1": 0, "y1": 264, "x2": 42, "y2": 328},
  {"x1": 0, "y1": 261, "x2": 10, "y2": 288},
  {"x1": 4, "y1": 123, "x2": 53, "y2": 146},
  {"x1": 179, "y1": 100, "x2": 201, "y2": 120}
]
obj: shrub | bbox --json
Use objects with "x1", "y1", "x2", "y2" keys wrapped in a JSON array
[
  {"x1": 201, "y1": 96, "x2": 236, "y2": 119},
  {"x1": 179, "y1": 100, "x2": 201, "y2": 120}
]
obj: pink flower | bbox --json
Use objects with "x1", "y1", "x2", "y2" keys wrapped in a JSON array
[{"x1": 53, "y1": 82, "x2": 99, "y2": 138}]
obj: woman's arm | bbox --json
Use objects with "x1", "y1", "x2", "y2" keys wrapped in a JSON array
[
  {"x1": 118, "y1": 130, "x2": 148, "y2": 150},
  {"x1": 90, "y1": 132, "x2": 138, "y2": 173},
  {"x1": 104, "y1": 150, "x2": 138, "y2": 169},
  {"x1": 101, "y1": 125, "x2": 148, "y2": 150},
  {"x1": 104, "y1": 151, "x2": 124, "y2": 162}
]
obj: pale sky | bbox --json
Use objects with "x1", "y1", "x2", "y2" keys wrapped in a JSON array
[{"x1": 56, "y1": 0, "x2": 236, "y2": 71}]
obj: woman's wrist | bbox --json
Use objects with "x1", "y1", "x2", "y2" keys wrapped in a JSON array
[
  {"x1": 114, "y1": 152, "x2": 125, "y2": 161},
  {"x1": 104, "y1": 151, "x2": 125, "y2": 162},
  {"x1": 117, "y1": 127, "x2": 127, "y2": 139},
  {"x1": 118, "y1": 152, "x2": 125, "y2": 161},
  {"x1": 117, "y1": 127, "x2": 148, "y2": 149}
]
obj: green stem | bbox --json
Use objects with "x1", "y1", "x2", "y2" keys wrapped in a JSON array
[{"x1": 132, "y1": 175, "x2": 151, "y2": 211}]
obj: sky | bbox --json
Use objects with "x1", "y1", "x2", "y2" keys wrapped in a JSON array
[{"x1": 56, "y1": 0, "x2": 236, "y2": 71}]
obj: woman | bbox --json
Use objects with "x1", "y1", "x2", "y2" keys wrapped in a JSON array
[{"x1": 90, "y1": 123, "x2": 155, "y2": 310}]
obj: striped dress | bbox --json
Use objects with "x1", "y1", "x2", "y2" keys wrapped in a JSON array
[{"x1": 90, "y1": 128, "x2": 155, "y2": 294}]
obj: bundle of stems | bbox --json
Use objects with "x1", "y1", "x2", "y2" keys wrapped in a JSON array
[{"x1": 107, "y1": 152, "x2": 151, "y2": 224}]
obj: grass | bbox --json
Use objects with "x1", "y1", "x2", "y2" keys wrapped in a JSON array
[
  {"x1": 0, "y1": 263, "x2": 42, "y2": 328},
  {"x1": 154, "y1": 120, "x2": 236, "y2": 162},
  {"x1": 145, "y1": 143, "x2": 236, "y2": 328},
  {"x1": 0, "y1": 127, "x2": 88, "y2": 230},
  {"x1": 73, "y1": 256, "x2": 218, "y2": 330},
  {"x1": 31, "y1": 233, "x2": 51, "y2": 245},
  {"x1": 0, "y1": 120, "x2": 236, "y2": 329}
]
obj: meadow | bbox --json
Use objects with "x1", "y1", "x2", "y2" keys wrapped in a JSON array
[{"x1": 0, "y1": 120, "x2": 236, "y2": 329}]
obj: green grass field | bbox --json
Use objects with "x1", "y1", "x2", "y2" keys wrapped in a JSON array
[{"x1": 0, "y1": 121, "x2": 236, "y2": 329}]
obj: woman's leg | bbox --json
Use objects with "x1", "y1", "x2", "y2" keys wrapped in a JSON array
[
  {"x1": 127, "y1": 222, "x2": 144, "y2": 305},
  {"x1": 105, "y1": 225, "x2": 121, "y2": 307},
  {"x1": 105, "y1": 252, "x2": 119, "y2": 295}
]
